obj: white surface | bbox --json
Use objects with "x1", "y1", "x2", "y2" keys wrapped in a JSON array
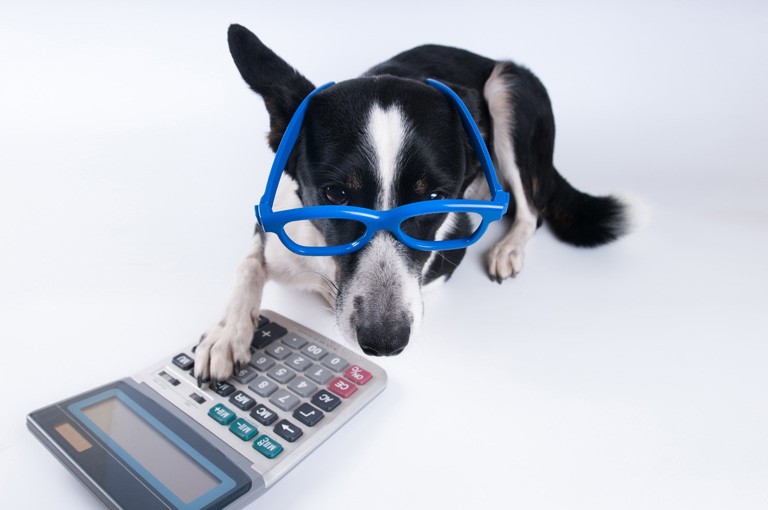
[{"x1": 1, "y1": 1, "x2": 767, "y2": 509}]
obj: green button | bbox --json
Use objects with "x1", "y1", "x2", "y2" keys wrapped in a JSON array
[
  {"x1": 208, "y1": 404, "x2": 236, "y2": 425},
  {"x1": 229, "y1": 418, "x2": 258, "y2": 441},
  {"x1": 253, "y1": 434, "x2": 283, "y2": 459}
]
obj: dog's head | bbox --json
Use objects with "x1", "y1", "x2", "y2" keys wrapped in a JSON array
[{"x1": 229, "y1": 25, "x2": 485, "y2": 356}]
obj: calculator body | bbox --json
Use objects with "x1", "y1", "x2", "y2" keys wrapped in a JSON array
[{"x1": 27, "y1": 311, "x2": 387, "y2": 509}]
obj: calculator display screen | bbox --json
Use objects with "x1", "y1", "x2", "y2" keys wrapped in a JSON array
[{"x1": 81, "y1": 396, "x2": 220, "y2": 504}]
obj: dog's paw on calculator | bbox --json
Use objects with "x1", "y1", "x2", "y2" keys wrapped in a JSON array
[{"x1": 194, "y1": 317, "x2": 254, "y2": 385}]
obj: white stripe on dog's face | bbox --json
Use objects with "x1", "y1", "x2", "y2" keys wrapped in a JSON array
[
  {"x1": 334, "y1": 103, "x2": 422, "y2": 355},
  {"x1": 365, "y1": 104, "x2": 411, "y2": 209}
]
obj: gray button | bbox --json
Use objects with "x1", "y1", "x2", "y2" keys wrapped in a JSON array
[
  {"x1": 231, "y1": 366, "x2": 258, "y2": 384},
  {"x1": 250, "y1": 353, "x2": 275, "y2": 371},
  {"x1": 248, "y1": 376, "x2": 278, "y2": 397},
  {"x1": 305, "y1": 365, "x2": 333, "y2": 384},
  {"x1": 267, "y1": 365, "x2": 296, "y2": 384},
  {"x1": 282, "y1": 333, "x2": 308, "y2": 350},
  {"x1": 266, "y1": 343, "x2": 292, "y2": 360},
  {"x1": 321, "y1": 355, "x2": 349, "y2": 372},
  {"x1": 285, "y1": 353, "x2": 312, "y2": 372},
  {"x1": 269, "y1": 389, "x2": 300, "y2": 411},
  {"x1": 287, "y1": 377, "x2": 318, "y2": 398},
  {"x1": 301, "y1": 343, "x2": 328, "y2": 360}
]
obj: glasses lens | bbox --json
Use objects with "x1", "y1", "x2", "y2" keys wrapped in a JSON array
[
  {"x1": 400, "y1": 212, "x2": 483, "y2": 243},
  {"x1": 283, "y1": 218, "x2": 367, "y2": 248}
]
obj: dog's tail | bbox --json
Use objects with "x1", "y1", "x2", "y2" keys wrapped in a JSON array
[{"x1": 543, "y1": 170, "x2": 647, "y2": 247}]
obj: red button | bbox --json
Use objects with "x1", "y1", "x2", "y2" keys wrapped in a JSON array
[
  {"x1": 343, "y1": 365, "x2": 372, "y2": 385},
  {"x1": 328, "y1": 377, "x2": 357, "y2": 398}
]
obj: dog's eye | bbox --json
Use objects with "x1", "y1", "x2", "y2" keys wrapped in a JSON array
[
  {"x1": 323, "y1": 185, "x2": 348, "y2": 205},
  {"x1": 428, "y1": 191, "x2": 447, "y2": 200}
]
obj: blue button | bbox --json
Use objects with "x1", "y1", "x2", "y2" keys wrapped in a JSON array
[
  {"x1": 208, "y1": 404, "x2": 236, "y2": 425},
  {"x1": 253, "y1": 434, "x2": 283, "y2": 459},
  {"x1": 229, "y1": 418, "x2": 258, "y2": 441}
]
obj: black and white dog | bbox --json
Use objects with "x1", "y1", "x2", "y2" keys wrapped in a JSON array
[{"x1": 194, "y1": 24, "x2": 635, "y2": 383}]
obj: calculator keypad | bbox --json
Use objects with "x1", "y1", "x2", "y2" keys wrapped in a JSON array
[{"x1": 168, "y1": 314, "x2": 377, "y2": 462}]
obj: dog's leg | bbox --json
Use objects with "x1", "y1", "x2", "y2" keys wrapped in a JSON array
[
  {"x1": 194, "y1": 233, "x2": 266, "y2": 383},
  {"x1": 483, "y1": 64, "x2": 539, "y2": 281}
]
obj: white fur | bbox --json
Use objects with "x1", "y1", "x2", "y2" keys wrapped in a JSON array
[
  {"x1": 194, "y1": 174, "x2": 337, "y2": 381},
  {"x1": 195, "y1": 235, "x2": 266, "y2": 381},
  {"x1": 366, "y1": 104, "x2": 411, "y2": 209},
  {"x1": 266, "y1": 174, "x2": 338, "y2": 304},
  {"x1": 337, "y1": 235, "x2": 423, "y2": 343},
  {"x1": 613, "y1": 191, "x2": 653, "y2": 235},
  {"x1": 483, "y1": 64, "x2": 539, "y2": 280}
]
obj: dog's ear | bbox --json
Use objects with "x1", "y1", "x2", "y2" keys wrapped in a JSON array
[{"x1": 228, "y1": 24, "x2": 316, "y2": 152}]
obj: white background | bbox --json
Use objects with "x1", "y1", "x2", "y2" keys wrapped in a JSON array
[{"x1": 1, "y1": 1, "x2": 767, "y2": 509}]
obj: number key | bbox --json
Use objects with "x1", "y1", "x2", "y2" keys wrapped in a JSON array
[
  {"x1": 321, "y1": 355, "x2": 349, "y2": 372},
  {"x1": 249, "y1": 354, "x2": 275, "y2": 371},
  {"x1": 266, "y1": 343, "x2": 291, "y2": 360},
  {"x1": 248, "y1": 376, "x2": 278, "y2": 397},
  {"x1": 301, "y1": 343, "x2": 327, "y2": 360},
  {"x1": 267, "y1": 365, "x2": 296, "y2": 384}
]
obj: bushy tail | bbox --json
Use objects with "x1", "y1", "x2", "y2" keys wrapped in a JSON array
[{"x1": 544, "y1": 170, "x2": 639, "y2": 247}]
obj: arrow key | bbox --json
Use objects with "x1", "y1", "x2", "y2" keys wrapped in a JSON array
[{"x1": 273, "y1": 419, "x2": 303, "y2": 443}]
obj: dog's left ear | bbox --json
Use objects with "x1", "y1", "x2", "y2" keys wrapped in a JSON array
[{"x1": 228, "y1": 24, "x2": 316, "y2": 152}]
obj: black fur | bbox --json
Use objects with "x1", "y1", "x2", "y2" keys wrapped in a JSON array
[{"x1": 226, "y1": 24, "x2": 629, "y2": 355}]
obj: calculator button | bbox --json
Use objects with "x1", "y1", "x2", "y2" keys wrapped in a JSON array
[
  {"x1": 189, "y1": 393, "x2": 206, "y2": 405},
  {"x1": 343, "y1": 365, "x2": 373, "y2": 385},
  {"x1": 305, "y1": 365, "x2": 334, "y2": 385},
  {"x1": 328, "y1": 377, "x2": 357, "y2": 398},
  {"x1": 257, "y1": 315, "x2": 270, "y2": 329},
  {"x1": 250, "y1": 404, "x2": 278, "y2": 426},
  {"x1": 293, "y1": 403, "x2": 324, "y2": 427},
  {"x1": 282, "y1": 333, "x2": 308, "y2": 349},
  {"x1": 267, "y1": 365, "x2": 296, "y2": 384},
  {"x1": 311, "y1": 390, "x2": 341, "y2": 412},
  {"x1": 229, "y1": 417, "x2": 258, "y2": 441},
  {"x1": 273, "y1": 420, "x2": 303, "y2": 443},
  {"x1": 248, "y1": 376, "x2": 278, "y2": 397},
  {"x1": 301, "y1": 343, "x2": 328, "y2": 361},
  {"x1": 287, "y1": 377, "x2": 318, "y2": 398},
  {"x1": 249, "y1": 354, "x2": 275, "y2": 371},
  {"x1": 229, "y1": 390, "x2": 257, "y2": 411},
  {"x1": 213, "y1": 382, "x2": 236, "y2": 397},
  {"x1": 172, "y1": 353, "x2": 194, "y2": 370},
  {"x1": 266, "y1": 343, "x2": 291, "y2": 360},
  {"x1": 208, "y1": 404, "x2": 236, "y2": 425},
  {"x1": 252, "y1": 322, "x2": 288, "y2": 349},
  {"x1": 285, "y1": 353, "x2": 312, "y2": 372},
  {"x1": 253, "y1": 434, "x2": 283, "y2": 459},
  {"x1": 231, "y1": 366, "x2": 258, "y2": 384},
  {"x1": 321, "y1": 355, "x2": 349, "y2": 372},
  {"x1": 269, "y1": 389, "x2": 300, "y2": 411}
]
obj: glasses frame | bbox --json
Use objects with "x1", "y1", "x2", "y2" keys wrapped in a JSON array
[{"x1": 254, "y1": 78, "x2": 510, "y2": 256}]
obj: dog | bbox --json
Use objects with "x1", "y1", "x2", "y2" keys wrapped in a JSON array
[{"x1": 193, "y1": 24, "x2": 635, "y2": 384}]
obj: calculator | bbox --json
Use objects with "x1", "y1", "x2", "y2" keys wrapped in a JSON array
[{"x1": 27, "y1": 310, "x2": 387, "y2": 509}]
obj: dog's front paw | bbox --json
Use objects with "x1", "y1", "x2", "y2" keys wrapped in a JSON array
[
  {"x1": 487, "y1": 239, "x2": 525, "y2": 282},
  {"x1": 193, "y1": 317, "x2": 254, "y2": 385}
]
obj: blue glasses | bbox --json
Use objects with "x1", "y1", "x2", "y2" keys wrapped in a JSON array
[{"x1": 254, "y1": 78, "x2": 510, "y2": 256}]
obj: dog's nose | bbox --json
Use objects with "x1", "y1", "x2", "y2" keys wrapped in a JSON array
[{"x1": 356, "y1": 322, "x2": 410, "y2": 357}]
